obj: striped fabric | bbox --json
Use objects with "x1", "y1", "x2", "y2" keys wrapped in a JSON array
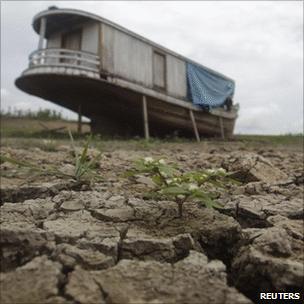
[{"x1": 187, "y1": 63, "x2": 235, "y2": 110}]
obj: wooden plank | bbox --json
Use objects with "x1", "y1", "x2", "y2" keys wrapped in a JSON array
[
  {"x1": 98, "y1": 23, "x2": 103, "y2": 71},
  {"x1": 142, "y1": 95, "x2": 149, "y2": 140},
  {"x1": 38, "y1": 122, "x2": 66, "y2": 133},
  {"x1": 189, "y1": 110, "x2": 200, "y2": 142},
  {"x1": 219, "y1": 116, "x2": 225, "y2": 139},
  {"x1": 166, "y1": 56, "x2": 187, "y2": 99},
  {"x1": 153, "y1": 51, "x2": 166, "y2": 89},
  {"x1": 78, "y1": 104, "x2": 82, "y2": 134}
]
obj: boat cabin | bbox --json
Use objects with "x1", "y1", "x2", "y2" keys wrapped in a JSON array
[{"x1": 16, "y1": 7, "x2": 238, "y2": 139}]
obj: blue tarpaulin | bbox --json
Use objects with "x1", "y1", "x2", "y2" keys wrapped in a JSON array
[{"x1": 187, "y1": 63, "x2": 235, "y2": 110}]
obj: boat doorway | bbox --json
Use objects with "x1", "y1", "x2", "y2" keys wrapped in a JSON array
[{"x1": 61, "y1": 29, "x2": 82, "y2": 64}]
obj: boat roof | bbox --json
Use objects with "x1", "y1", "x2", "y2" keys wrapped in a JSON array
[{"x1": 32, "y1": 7, "x2": 235, "y2": 83}]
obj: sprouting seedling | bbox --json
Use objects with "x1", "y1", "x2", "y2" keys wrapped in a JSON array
[
  {"x1": 68, "y1": 130, "x2": 102, "y2": 182},
  {"x1": 126, "y1": 157, "x2": 235, "y2": 218}
]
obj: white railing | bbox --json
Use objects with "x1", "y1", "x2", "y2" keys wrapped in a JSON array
[{"x1": 29, "y1": 48, "x2": 100, "y2": 73}]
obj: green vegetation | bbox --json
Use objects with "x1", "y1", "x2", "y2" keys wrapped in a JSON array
[
  {"x1": 126, "y1": 157, "x2": 238, "y2": 218},
  {"x1": 68, "y1": 131, "x2": 102, "y2": 182},
  {"x1": 1, "y1": 108, "x2": 63, "y2": 120},
  {"x1": 235, "y1": 134, "x2": 303, "y2": 146}
]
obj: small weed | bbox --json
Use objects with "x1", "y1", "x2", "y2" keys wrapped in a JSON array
[{"x1": 68, "y1": 130, "x2": 102, "y2": 182}]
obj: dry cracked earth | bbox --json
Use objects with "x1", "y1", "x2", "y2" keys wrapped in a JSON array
[{"x1": 0, "y1": 140, "x2": 303, "y2": 304}]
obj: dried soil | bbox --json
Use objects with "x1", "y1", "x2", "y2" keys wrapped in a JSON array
[{"x1": 1, "y1": 139, "x2": 303, "y2": 303}]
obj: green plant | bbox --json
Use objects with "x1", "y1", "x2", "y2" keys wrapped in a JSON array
[
  {"x1": 126, "y1": 157, "x2": 237, "y2": 218},
  {"x1": 68, "y1": 130, "x2": 102, "y2": 181}
]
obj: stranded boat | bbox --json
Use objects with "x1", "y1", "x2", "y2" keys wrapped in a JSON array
[{"x1": 15, "y1": 7, "x2": 239, "y2": 140}]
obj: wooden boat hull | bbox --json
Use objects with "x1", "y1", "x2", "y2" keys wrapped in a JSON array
[{"x1": 15, "y1": 71, "x2": 237, "y2": 138}]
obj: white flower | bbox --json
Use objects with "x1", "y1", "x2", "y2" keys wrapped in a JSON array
[
  {"x1": 160, "y1": 171, "x2": 168, "y2": 178},
  {"x1": 166, "y1": 178, "x2": 173, "y2": 185},
  {"x1": 206, "y1": 168, "x2": 226, "y2": 174},
  {"x1": 177, "y1": 194, "x2": 186, "y2": 200},
  {"x1": 158, "y1": 159, "x2": 166, "y2": 165},
  {"x1": 188, "y1": 183, "x2": 199, "y2": 191},
  {"x1": 143, "y1": 157, "x2": 154, "y2": 164}
]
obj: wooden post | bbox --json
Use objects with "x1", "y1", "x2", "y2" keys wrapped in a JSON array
[
  {"x1": 77, "y1": 104, "x2": 82, "y2": 134},
  {"x1": 189, "y1": 109, "x2": 200, "y2": 142},
  {"x1": 38, "y1": 17, "x2": 47, "y2": 50},
  {"x1": 219, "y1": 117, "x2": 225, "y2": 140},
  {"x1": 142, "y1": 95, "x2": 149, "y2": 140}
]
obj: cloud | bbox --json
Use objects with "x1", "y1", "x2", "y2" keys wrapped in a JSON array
[{"x1": 1, "y1": 1, "x2": 303, "y2": 134}]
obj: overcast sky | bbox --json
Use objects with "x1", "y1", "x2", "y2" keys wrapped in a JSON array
[{"x1": 1, "y1": 1, "x2": 303, "y2": 134}]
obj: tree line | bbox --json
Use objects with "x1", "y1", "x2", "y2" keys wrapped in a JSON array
[{"x1": 0, "y1": 107, "x2": 63, "y2": 121}]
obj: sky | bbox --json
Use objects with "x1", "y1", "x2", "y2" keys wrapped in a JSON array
[{"x1": 1, "y1": 0, "x2": 303, "y2": 134}]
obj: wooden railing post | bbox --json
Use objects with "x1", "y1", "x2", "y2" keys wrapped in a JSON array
[{"x1": 142, "y1": 95, "x2": 150, "y2": 140}]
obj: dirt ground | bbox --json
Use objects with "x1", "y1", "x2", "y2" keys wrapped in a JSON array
[
  {"x1": 0, "y1": 137, "x2": 303, "y2": 303},
  {"x1": 1, "y1": 117, "x2": 91, "y2": 137}
]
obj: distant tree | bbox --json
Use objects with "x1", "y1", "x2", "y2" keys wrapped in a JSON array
[{"x1": 0, "y1": 107, "x2": 63, "y2": 120}]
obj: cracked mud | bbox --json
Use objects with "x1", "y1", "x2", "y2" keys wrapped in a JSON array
[{"x1": 1, "y1": 140, "x2": 303, "y2": 303}]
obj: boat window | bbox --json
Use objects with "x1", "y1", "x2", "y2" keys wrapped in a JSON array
[{"x1": 153, "y1": 51, "x2": 166, "y2": 90}]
